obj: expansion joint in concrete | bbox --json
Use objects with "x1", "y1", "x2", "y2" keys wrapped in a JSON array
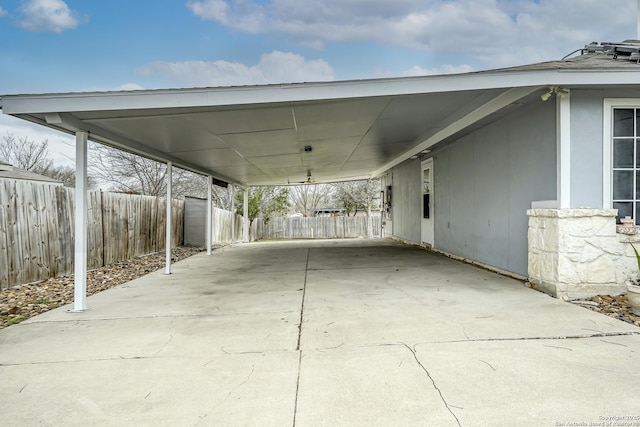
[
  {"x1": 296, "y1": 248, "x2": 311, "y2": 351},
  {"x1": 402, "y1": 343, "x2": 462, "y2": 427},
  {"x1": 429, "y1": 331, "x2": 640, "y2": 345},
  {"x1": 292, "y1": 248, "x2": 311, "y2": 427}
]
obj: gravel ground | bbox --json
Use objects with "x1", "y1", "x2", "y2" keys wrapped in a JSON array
[
  {"x1": 0, "y1": 246, "x2": 206, "y2": 329},
  {"x1": 572, "y1": 294, "x2": 640, "y2": 328}
]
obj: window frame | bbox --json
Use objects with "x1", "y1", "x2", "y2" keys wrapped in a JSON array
[{"x1": 603, "y1": 99, "x2": 640, "y2": 217}]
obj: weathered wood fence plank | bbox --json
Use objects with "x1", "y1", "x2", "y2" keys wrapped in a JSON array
[
  {"x1": 0, "y1": 181, "x2": 185, "y2": 289},
  {"x1": 250, "y1": 215, "x2": 381, "y2": 241}
]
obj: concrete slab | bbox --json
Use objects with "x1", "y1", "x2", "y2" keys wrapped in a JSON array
[
  {"x1": 0, "y1": 313, "x2": 299, "y2": 364},
  {"x1": 413, "y1": 335, "x2": 640, "y2": 426},
  {"x1": 1, "y1": 238, "x2": 639, "y2": 426},
  {"x1": 1, "y1": 353, "x2": 299, "y2": 427},
  {"x1": 295, "y1": 345, "x2": 457, "y2": 426},
  {"x1": 302, "y1": 263, "x2": 637, "y2": 349}
]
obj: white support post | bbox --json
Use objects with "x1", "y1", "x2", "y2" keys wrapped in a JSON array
[
  {"x1": 165, "y1": 161, "x2": 172, "y2": 275},
  {"x1": 72, "y1": 131, "x2": 88, "y2": 312},
  {"x1": 230, "y1": 184, "x2": 235, "y2": 244},
  {"x1": 206, "y1": 175, "x2": 212, "y2": 255},
  {"x1": 366, "y1": 179, "x2": 373, "y2": 238},
  {"x1": 557, "y1": 90, "x2": 571, "y2": 209},
  {"x1": 243, "y1": 188, "x2": 249, "y2": 242},
  {"x1": 637, "y1": 0, "x2": 640, "y2": 39}
]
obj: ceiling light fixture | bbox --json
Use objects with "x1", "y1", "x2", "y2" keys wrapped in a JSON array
[{"x1": 305, "y1": 170, "x2": 315, "y2": 184}]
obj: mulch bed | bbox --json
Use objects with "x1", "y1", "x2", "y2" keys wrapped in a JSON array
[
  {"x1": 0, "y1": 246, "x2": 205, "y2": 329},
  {"x1": 572, "y1": 294, "x2": 640, "y2": 328}
]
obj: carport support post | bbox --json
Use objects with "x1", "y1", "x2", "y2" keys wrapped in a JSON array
[
  {"x1": 206, "y1": 175, "x2": 212, "y2": 255},
  {"x1": 165, "y1": 161, "x2": 172, "y2": 275},
  {"x1": 367, "y1": 179, "x2": 373, "y2": 238},
  {"x1": 230, "y1": 184, "x2": 235, "y2": 244},
  {"x1": 72, "y1": 131, "x2": 88, "y2": 312},
  {"x1": 243, "y1": 188, "x2": 249, "y2": 242}
]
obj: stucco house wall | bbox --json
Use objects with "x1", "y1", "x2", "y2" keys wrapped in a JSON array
[
  {"x1": 391, "y1": 159, "x2": 421, "y2": 243},
  {"x1": 390, "y1": 100, "x2": 556, "y2": 277},
  {"x1": 389, "y1": 88, "x2": 640, "y2": 295},
  {"x1": 570, "y1": 88, "x2": 640, "y2": 209}
]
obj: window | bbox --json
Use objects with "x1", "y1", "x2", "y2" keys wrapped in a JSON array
[{"x1": 612, "y1": 107, "x2": 640, "y2": 224}]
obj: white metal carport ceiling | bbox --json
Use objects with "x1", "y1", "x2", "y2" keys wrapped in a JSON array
[{"x1": 2, "y1": 52, "x2": 640, "y2": 187}]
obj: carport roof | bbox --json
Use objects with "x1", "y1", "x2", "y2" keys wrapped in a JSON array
[{"x1": 2, "y1": 52, "x2": 640, "y2": 187}]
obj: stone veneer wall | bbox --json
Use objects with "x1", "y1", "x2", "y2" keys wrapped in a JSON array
[{"x1": 528, "y1": 209, "x2": 640, "y2": 299}]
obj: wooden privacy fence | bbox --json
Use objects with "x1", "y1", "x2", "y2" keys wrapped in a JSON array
[
  {"x1": 0, "y1": 179, "x2": 184, "y2": 289},
  {"x1": 210, "y1": 207, "x2": 244, "y2": 244},
  {"x1": 252, "y1": 215, "x2": 381, "y2": 240}
]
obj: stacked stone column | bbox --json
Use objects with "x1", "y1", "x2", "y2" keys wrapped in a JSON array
[{"x1": 528, "y1": 209, "x2": 639, "y2": 299}]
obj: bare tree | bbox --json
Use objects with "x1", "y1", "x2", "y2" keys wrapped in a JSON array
[
  {"x1": 288, "y1": 184, "x2": 334, "y2": 216},
  {"x1": 211, "y1": 186, "x2": 232, "y2": 210},
  {"x1": 89, "y1": 142, "x2": 231, "y2": 203},
  {"x1": 0, "y1": 133, "x2": 53, "y2": 174},
  {"x1": 90, "y1": 143, "x2": 168, "y2": 195},
  {"x1": 331, "y1": 179, "x2": 380, "y2": 217},
  {"x1": 41, "y1": 165, "x2": 97, "y2": 189}
]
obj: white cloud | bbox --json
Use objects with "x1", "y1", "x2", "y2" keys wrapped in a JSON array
[
  {"x1": 116, "y1": 83, "x2": 145, "y2": 91},
  {"x1": 186, "y1": 0, "x2": 637, "y2": 68},
  {"x1": 187, "y1": 0, "x2": 229, "y2": 22},
  {"x1": 404, "y1": 64, "x2": 474, "y2": 76},
  {"x1": 0, "y1": 5, "x2": 7, "y2": 17},
  {"x1": 135, "y1": 51, "x2": 335, "y2": 87},
  {"x1": 18, "y1": 0, "x2": 80, "y2": 33}
]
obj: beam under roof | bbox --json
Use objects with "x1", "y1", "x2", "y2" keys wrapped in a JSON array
[{"x1": 371, "y1": 86, "x2": 540, "y2": 177}]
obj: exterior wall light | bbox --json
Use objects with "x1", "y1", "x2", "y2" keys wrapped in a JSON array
[{"x1": 541, "y1": 86, "x2": 570, "y2": 101}]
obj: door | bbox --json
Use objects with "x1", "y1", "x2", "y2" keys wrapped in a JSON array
[{"x1": 421, "y1": 159, "x2": 434, "y2": 247}]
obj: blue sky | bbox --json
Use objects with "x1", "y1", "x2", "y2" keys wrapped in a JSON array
[{"x1": 0, "y1": 0, "x2": 638, "y2": 165}]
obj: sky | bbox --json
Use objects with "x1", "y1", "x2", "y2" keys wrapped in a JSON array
[{"x1": 0, "y1": 0, "x2": 638, "y2": 166}]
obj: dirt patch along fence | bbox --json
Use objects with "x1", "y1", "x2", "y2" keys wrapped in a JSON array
[
  {"x1": 0, "y1": 179, "x2": 184, "y2": 289},
  {"x1": 251, "y1": 215, "x2": 381, "y2": 240}
]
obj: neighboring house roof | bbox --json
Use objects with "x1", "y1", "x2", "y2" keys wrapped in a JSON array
[
  {"x1": 2, "y1": 40, "x2": 640, "y2": 187},
  {"x1": 0, "y1": 162, "x2": 62, "y2": 185}
]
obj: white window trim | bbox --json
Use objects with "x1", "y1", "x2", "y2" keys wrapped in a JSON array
[{"x1": 603, "y1": 98, "x2": 640, "y2": 209}]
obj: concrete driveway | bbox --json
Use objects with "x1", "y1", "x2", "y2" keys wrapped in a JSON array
[{"x1": 1, "y1": 238, "x2": 639, "y2": 426}]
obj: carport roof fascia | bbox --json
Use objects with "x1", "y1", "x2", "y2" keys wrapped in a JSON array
[{"x1": 3, "y1": 66, "x2": 640, "y2": 115}]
